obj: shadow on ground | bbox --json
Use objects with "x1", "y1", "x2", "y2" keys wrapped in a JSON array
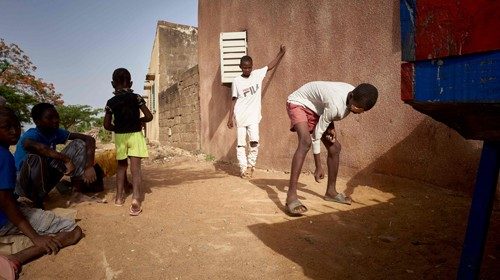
[
  {"x1": 243, "y1": 117, "x2": 494, "y2": 279},
  {"x1": 247, "y1": 172, "x2": 500, "y2": 279},
  {"x1": 248, "y1": 178, "x2": 311, "y2": 214}
]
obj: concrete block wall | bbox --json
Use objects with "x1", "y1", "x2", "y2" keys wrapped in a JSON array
[
  {"x1": 144, "y1": 21, "x2": 198, "y2": 143},
  {"x1": 158, "y1": 65, "x2": 201, "y2": 151}
]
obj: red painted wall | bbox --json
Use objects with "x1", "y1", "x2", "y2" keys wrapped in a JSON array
[{"x1": 414, "y1": 0, "x2": 500, "y2": 60}]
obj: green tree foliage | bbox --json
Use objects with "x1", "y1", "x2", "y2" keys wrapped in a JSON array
[
  {"x1": 0, "y1": 85, "x2": 37, "y2": 123},
  {"x1": 56, "y1": 104, "x2": 103, "y2": 132}
]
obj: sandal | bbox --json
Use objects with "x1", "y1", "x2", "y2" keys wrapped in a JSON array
[
  {"x1": 129, "y1": 205, "x2": 142, "y2": 216},
  {"x1": 114, "y1": 197, "x2": 125, "y2": 207},
  {"x1": 324, "y1": 193, "x2": 352, "y2": 205},
  {"x1": 285, "y1": 199, "x2": 308, "y2": 216}
]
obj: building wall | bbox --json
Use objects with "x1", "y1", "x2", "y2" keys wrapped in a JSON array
[
  {"x1": 158, "y1": 65, "x2": 201, "y2": 151},
  {"x1": 198, "y1": 0, "x2": 482, "y2": 192},
  {"x1": 144, "y1": 33, "x2": 160, "y2": 142},
  {"x1": 145, "y1": 21, "x2": 198, "y2": 143}
]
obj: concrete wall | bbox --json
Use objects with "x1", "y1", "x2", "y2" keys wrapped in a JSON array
[
  {"x1": 144, "y1": 31, "x2": 160, "y2": 141},
  {"x1": 145, "y1": 21, "x2": 198, "y2": 142},
  {"x1": 198, "y1": 0, "x2": 482, "y2": 192},
  {"x1": 158, "y1": 65, "x2": 201, "y2": 152}
]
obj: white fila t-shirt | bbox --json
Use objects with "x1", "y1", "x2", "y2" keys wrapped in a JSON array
[{"x1": 231, "y1": 66, "x2": 268, "y2": 127}]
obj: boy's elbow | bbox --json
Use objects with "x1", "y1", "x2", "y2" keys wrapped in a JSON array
[
  {"x1": 86, "y1": 135, "x2": 96, "y2": 146},
  {"x1": 103, "y1": 124, "x2": 112, "y2": 131}
]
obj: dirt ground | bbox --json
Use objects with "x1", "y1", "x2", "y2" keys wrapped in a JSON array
[{"x1": 19, "y1": 145, "x2": 499, "y2": 280}]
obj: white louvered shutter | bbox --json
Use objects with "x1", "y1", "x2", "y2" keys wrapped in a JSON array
[{"x1": 219, "y1": 31, "x2": 247, "y2": 83}]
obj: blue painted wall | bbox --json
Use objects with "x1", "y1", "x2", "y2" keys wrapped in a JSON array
[
  {"x1": 413, "y1": 51, "x2": 500, "y2": 102},
  {"x1": 400, "y1": 0, "x2": 416, "y2": 61}
]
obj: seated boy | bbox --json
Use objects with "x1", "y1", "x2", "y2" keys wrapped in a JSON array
[
  {"x1": 285, "y1": 81, "x2": 378, "y2": 215},
  {"x1": 0, "y1": 106, "x2": 82, "y2": 279},
  {"x1": 14, "y1": 103, "x2": 97, "y2": 208}
]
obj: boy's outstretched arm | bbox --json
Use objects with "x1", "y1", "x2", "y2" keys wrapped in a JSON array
[
  {"x1": 139, "y1": 104, "x2": 153, "y2": 123},
  {"x1": 0, "y1": 191, "x2": 62, "y2": 254},
  {"x1": 68, "y1": 132, "x2": 96, "y2": 183},
  {"x1": 267, "y1": 45, "x2": 286, "y2": 72}
]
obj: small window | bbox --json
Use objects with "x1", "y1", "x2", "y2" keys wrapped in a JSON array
[{"x1": 219, "y1": 31, "x2": 247, "y2": 83}]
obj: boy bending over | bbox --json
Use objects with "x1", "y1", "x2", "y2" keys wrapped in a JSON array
[{"x1": 285, "y1": 81, "x2": 378, "y2": 215}]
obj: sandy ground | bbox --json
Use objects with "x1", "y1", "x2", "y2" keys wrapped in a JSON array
[{"x1": 18, "y1": 146, "x2": 499, "y2": 280}]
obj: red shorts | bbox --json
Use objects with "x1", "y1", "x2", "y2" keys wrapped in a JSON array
[{"x1": 286, "y1": 102, "x2": 319, "y2": 133}]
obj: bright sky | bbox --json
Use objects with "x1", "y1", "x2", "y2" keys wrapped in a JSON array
[{"x1": 0, "y1": 0, "x2": 197, "y2": 108}]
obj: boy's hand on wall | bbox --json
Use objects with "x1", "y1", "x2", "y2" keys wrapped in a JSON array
[
  {"x1": 280, "y1": 44, "x2": 286, "y2": 54},
  {"x1": 227, "y1": 119, "x2": 234, "y2": 129}
]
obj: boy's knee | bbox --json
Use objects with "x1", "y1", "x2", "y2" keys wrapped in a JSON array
[
  {"x1": 249, "y1": 141, "x2": 259, "y2": 148},
  {"x1": 69, "y1": 139, "x2": 86, "y2": 148},
  {"x1": 298, "y1": 138, "x2": 312, "y2": 151},
  {"x1": 328, "y1": 142, "x2": 341, "y2": 155},
  {"x1": 26, "y1": 154, "x2": 43, "y2": 165}
]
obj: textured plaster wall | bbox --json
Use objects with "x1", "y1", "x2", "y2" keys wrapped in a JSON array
[
  {"x1": 145, "y1": 21, "x2": 198, "y2": 143},
  {"x1": 157, "y1": 22, "x2": 198, "y2": 88},
  {"x1": 198, "y1": 0, "x2": 482, "y2": 192},
  {"x1": 158, "y1": 66, "x2": 201, "y2": 151}
]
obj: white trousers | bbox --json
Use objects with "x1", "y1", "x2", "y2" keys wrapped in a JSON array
[{"x1": 236, "y1": 124, "x2": 259, "y2": 173}]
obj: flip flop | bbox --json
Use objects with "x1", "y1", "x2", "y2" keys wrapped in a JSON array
[
  {"x1": 129, "y1": 205, "x2": 142, "y2": 216},
  {"x1": 324, "y1": 193, "x2": 352, "y2": 205},
  {"x1": 114, "y1": 197, "x2": 125, "y2": 207},
  {"x1": 285, "y1": 199, "x2": 308, "y2": 216},
  {"x1": 0, "y1": 255, "x2": 20, "y2": 280}
]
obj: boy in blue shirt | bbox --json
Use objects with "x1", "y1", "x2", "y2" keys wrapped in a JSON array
[
  {"x1": 14, "y1": 103, "x2": 97, "y2": 208},
  {"x1": 0, "y1": 106, "x2": 82, "y2": 280}
]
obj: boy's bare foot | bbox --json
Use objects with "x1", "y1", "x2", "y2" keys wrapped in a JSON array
[{"x1": 129, "y1": 199, "x2": 142, "y2": 216}]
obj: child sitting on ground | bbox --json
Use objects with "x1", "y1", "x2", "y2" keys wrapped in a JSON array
[
  {"x1": 0, "y1": 106, "x2": 82, "y2": 279},
  {"x1": 14, "y1": 103, "x2": 98, "y2": 208},
  {"x1": 104, "y1": 68, "x2": 153, "y2": 216}
]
